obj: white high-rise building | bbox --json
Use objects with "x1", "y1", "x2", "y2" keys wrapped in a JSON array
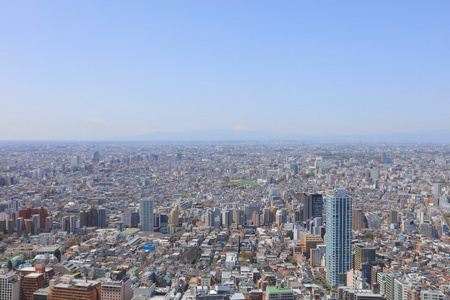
[
  {"x1": 326, "y1": 188, "x2": 352, "y2": 287},
  {"x1": 140, "y1": 199, "x2": 154, "y2": 232}
]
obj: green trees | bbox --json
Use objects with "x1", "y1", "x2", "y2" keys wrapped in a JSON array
[{"x1": 53, "y1": 249, "x2": 61, "y2": 261}]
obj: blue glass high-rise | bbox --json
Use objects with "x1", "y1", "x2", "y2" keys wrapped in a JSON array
[{"x1": 326, "y1": 188, "x2": 352, "y2": 287}]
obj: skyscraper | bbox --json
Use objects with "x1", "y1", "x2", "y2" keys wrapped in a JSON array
[
  {"x1": 326, "y1": 188, "x2": 352, "y2": 287},
  {"x1": 140, "y1": 199, "x2": 154, "y2": 232}
]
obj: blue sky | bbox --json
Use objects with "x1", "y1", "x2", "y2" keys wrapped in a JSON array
[{"x1": 1, "y1": 1, "x2": 450, "y2": 140}]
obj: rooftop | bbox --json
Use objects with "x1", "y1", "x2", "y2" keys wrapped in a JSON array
[{"x1": 267, "y1": 286, "x2": 293, "y2": 294}]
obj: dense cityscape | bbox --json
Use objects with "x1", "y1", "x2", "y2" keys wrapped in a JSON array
[{"x1": 0, "y1": 142, "x2": 449, "y2": 300}]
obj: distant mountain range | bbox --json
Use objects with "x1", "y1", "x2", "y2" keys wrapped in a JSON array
[{"x1": 121, "y1": 130, "x2": 450, "y2": 143}]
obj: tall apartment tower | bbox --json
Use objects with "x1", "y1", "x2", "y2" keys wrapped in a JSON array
[
  {"x1": 140, "y1": 199, "x2": 154, "y2": 232},
  {"x1": 326, "y1": 188, "x2": 353, "y2": 287},
  {"x1": 352, "y1": 208, "x2": 367, "y2": 230},
  {"x1": 69, "y1": 215, "x2": 76, "y2": 233},
  {"x1": 31, "y1": 214, "x2": 40, "y2": 235},
  {"x1": 97, "y1": 207, "x2": 107, "y2": 228},
  {"x1": 252, "y1": 211, "x2": 261, "y2": 227}
]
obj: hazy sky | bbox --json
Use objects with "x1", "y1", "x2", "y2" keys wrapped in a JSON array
[{"x1": 1, "y1": 1, "x2": 450, "y2": 140}]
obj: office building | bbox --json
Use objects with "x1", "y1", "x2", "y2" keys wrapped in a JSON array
[
  {"x1": 21, "y1": 273, "x2": 45, "y2": 300},
  {"x1": 300, "y1": 193, "x2": 323, "y2": 222},
  {"x1": 50, "y1": 275, "x2": 101, "y2": 300},
  {"x1": 310, "y1": 193, "x2": 324, "y2": 218},
  {"x1": 326, "y1": 188, "x2": 352, "y2": 287}
]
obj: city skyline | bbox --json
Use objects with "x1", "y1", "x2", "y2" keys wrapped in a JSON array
[
  {"x1": 0, "y1": 141, "x2": 449, "y2": 299},
  {"x1": 1, "y1": 1, "x2": 450, "y2": 140}
]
